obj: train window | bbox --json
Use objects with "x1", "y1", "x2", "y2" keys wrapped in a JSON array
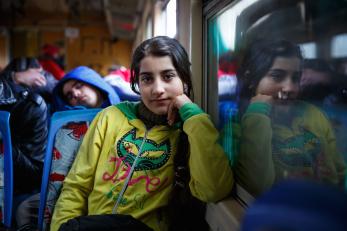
[
  {"x1": 299, "y1": 42, "x2": 317, "y2": 59},
  {"x1": 205, "y1": 0, "x2": 347, "y2": 198},
  {"x1": 162, "y1": 0, "x2": 177, "y2": 38},
  {"x1": 331, "y1": 34, "x2": 347, "y2": 58},
  {"x1": 145, "y1": 17, "x2": 153, "y2": 39}
]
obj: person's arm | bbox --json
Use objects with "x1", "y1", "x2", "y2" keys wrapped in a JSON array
[
  {"x1": 11, "y1": 94, "x2": 48, "y2": 193},
  {"x1": 12, "y1": 69, "x2": 47, "y2": 88},
  {"x1": 318, "y1": 109, "x2": 346, "y2": 186},
  {"x1": 179, "y1": 103, "x2": 234, "y2": 203},
  {"x1": 50, "y1": 111, "x2": 105, "y2": 231},
  {"x1": 234, "y1": 102, "x2": 275, "y2": 196}
]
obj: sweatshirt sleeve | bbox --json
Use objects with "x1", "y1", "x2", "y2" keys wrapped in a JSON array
[
  {"x1": 179, "y1": 103, "x2": 234, "y2": 202},
  {"x1": 50, "y1": 110, "x2": 106, "y2": 231},
  {"x1": 234, "y1": 102, "x2": 275, "y2": 196}
]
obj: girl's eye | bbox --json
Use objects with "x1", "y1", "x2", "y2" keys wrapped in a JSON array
[
  {"x1": 268, "y1": 70, "x2": 285, "y2": 82},
  {"x1": 140, "y1": 75, "x2": 152, "y2": 83},
  {"x1": 163, "y1": 72, "x2": 176, "y2": 80},
  {"x1": 75, "y1": 83, "x2": 83, "y2": 89}
]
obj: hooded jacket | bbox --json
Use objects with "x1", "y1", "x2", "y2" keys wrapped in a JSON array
[
  {"x1": 0, "y1": 70, "x2": 48, "y2": 194},
  {"x1": 52, "y1": 66, "x2": 120, "y2": 112},
  {"x1": 51, "y1": 102, "x2": 234, "y2": 231}
]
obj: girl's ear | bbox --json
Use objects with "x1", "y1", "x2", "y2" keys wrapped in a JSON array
[{"x1": 183, "y1": 84, "x2": 189, "y2": 94}]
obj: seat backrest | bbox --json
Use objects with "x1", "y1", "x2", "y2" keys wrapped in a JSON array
[
  {"x1": 38, "y1": 108, "x2": 101, "y2": 231},
  {"x1": 0, "y1": 111, "x2": 13, "y2": 228}
]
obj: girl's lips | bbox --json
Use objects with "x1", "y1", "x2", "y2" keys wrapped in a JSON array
[{"x1": 152, "y1": 98, "x2": 169, "y2": 102}]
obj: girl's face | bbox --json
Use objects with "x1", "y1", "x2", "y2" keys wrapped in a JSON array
[
  {"x1": 256, "y1": 57, "x2": 301, "y2": 100},
  {"x1": 63, "y1": 80, "x2": 103, "y2": 108},
  {"x1": 138, "y1": 55, "x2": 184, "y2": 115}
]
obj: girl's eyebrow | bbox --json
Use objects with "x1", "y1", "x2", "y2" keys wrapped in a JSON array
[
  {"x1": 72, "y1": 81, "x2": 80, "y2": 87},
  {"x1": 268, "y1": 68, "x2": 285, "y2": 72},
  {"x1": 139, "y1": 71, "x2": 151, "y2": 75},
  {"x1": 161, "y1": 69, "x2": 176, "y2": 74},
  {"x1": 139, "y1": 69, "x2": 176, "y2": 75}
]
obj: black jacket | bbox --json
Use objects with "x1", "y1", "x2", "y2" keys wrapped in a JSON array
[{"x1": 0, "y1": 71, "x2": 48, "y2": 194}]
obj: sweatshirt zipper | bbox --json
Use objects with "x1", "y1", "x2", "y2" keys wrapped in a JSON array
[{"x1": 112, "y1": 128, "x2": 150, "y2": 214}]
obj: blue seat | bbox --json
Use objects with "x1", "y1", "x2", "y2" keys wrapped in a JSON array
[
  {"x1": 241, "y1": 179, "x2": 347, "y2": 231},
  {"x1": 38, "y1": 108, "x2": 101, "y2": 231},
  {"x1": 0, "y1": 111, "x2": 13, "y2": 228}
]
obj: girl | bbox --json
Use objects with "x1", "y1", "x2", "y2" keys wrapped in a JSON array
[
  {"x1": 51, "y1": 36, "x2": 233, "y2": 231},
  {"x1": 234, "y1": 39, "x2": 346, "y2": 196}
]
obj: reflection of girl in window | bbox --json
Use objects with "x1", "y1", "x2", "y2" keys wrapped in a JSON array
[{"x1": 235, "y1": 39, "x2": 346, "y2": 196}]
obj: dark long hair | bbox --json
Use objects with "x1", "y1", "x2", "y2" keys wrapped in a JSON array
[
  {"x1": 130, "y1": 36, "x2": 207, "y2": 230},
  {"x1": 237, "y1": 39, "x2": 303, "y2": 114},
  {"x1": 3, "y1": 57, "x2": 41, "y2": 72},
  {"x1": 130, "y1": 36, "x2": 193, "y2": 98}
]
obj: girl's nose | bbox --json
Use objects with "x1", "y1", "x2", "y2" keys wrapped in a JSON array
[
  {"x1": 152, "y1": 80, "x2": 165, "y2": 95},
  {"x1": 72, "y1": 89, "x2": 80, "y2": 98},
  {"x1": 282, "y1": 78, "x2": 297, "y2": 93}
]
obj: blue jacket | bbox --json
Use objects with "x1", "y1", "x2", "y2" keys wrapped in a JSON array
[{"x1": 52, "y1": 66, "x2": 120, "y2": 111}]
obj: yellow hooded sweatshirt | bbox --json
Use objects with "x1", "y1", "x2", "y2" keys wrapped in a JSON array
[{"x1": 51, "y1": 102, "x2": 233, "y2": 231}]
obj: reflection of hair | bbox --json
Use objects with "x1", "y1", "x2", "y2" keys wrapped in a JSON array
[
  {"x1": 303, "y1": 58, "x2": 334, "y2": 75},
  {"x1": 300, "y1": 59, "x2": 335, "y2": 101},
  {"x1": 238, "y1": 39, "x2": 302, "y2": 100},
  {"x1": 4, "y1": 57, "x2": 41, "y2": 72},
  {"x1": 130, "y1": 36, "x2": 193, "y2": 98}
]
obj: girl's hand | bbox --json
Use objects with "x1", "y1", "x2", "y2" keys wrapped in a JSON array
[{"x1": 167, "y1": 94, "x2": 192, "y2": 125}]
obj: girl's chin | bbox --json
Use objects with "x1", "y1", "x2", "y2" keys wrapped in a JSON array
[{"x1": 149, "y1": 107, "x2": 169, "y2": 116}]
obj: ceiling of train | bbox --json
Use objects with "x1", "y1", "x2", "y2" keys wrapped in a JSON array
[{"x1": 0, "y1": 0, "x2": 146, "y2": 41}]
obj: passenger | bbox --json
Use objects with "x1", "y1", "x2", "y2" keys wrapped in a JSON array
[
  {"x1": 52, "y1": 66, "x2": 121, "y2": 112},
  {"x1": 300, "y1": 58, "x2": 335, "y2": 104},
  {"x1": 15, "y1": 66, "x2": 121, "y2": 231},
  {"x1": 39, "y1": 44, "x2": 65, "y2": 80},
  {"x1": 51, "y1": 36, "x2": 234, "y2": 231},
  {"x1": 0, "y1": 59, "x2": 48, "y2": 215},
  {"x1": 218, "y1": 50, "x2": 238, "y2": 100},
  {"x1": 3, "y1": 57, "x2": 58, "y2": 104},
  {"x1": 104, "y1": 65, "x2": 140, "y2": 101},
  {"x1": 234, "y1": 39, "x2": 346, "y2": 196},
  {"x1": 300, "y1": 59, "x2": 347, "y2": 166}
]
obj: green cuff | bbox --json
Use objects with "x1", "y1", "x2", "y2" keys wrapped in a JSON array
[
  {"x1": 179, "y1": 103, "x2": 204, "y2": 121},
  {"x1": 245, "y1": 102, "x2": 272, "y2": 116}
]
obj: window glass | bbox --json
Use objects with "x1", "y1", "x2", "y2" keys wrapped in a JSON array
[
  {"x1": 0, "y1": 132, "x2": 4, "y2": 223},
  {"x1": 207, "y1": 0, "x2": 347, "y2": 197},
  {"x1": 165, "y1": 0, "x2": 177, "y2": 38},
  {"x1": 156, "y1": 0, "x2": 177, "y2": 38},
  {"x1": 331, "y1": 34, "x2": 347, "y2": 58}
]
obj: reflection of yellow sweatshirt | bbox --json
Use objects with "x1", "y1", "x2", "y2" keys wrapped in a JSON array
[
  {"x1": 51, "y1": 102, "x2": 233, "y2": 231},
  {"x1": 235, "y1": 101, "x2": 346, "y2": 196}
]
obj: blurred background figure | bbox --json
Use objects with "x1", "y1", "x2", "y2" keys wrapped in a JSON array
[
  {"x1": 241, "y1": 179, "x2": 347, "y2": 231},
  {"x1": 300, "y1": 58, "x2": 335, "y2": 104},
  {"x1": 52, "y1": 66, "x2": 120, "y2": 112},
  {"x1": 300, "y1": 58, "x2": 347, "y2": 167},
  {"x1": 103, "y1": 64, "x2": 140, "y2": 101},
  {"x1": 0, "y1": 57, "x2": 48, "y2": 225},
  {"x1": 39, "y1": 44, "x2": 65, "y2": 80},
  {"x1": 218, "y1": 50, "x2": 238, "y2": 101},
  {"x1": 3, "y1": 57, "x2": 58, "y2": 104}
]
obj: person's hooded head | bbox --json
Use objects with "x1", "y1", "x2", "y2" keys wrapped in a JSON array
[{"x1": 52, "y1": 66, "x2": 120, "y2": 111}]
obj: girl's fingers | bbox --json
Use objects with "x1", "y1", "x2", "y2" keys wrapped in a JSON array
[{"x1": 167, "y1": 100, "x2": 176, "y2": 125}]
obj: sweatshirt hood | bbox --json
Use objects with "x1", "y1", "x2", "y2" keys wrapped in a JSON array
[{"x1": 52, "y1": 66, "x2": 120, "y2": 111}]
